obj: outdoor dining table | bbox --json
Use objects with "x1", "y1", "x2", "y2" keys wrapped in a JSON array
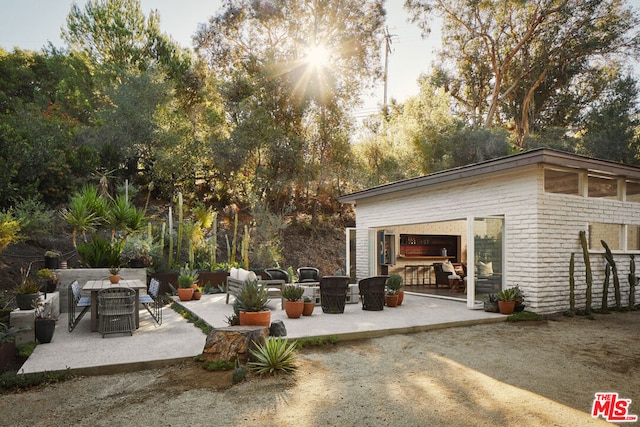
[{"x1": 83, "y1": 279, "x2": 147, "y2": 332}]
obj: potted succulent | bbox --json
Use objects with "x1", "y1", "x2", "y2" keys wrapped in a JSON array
[
  {"x1": 14, "y1": 265, "x2": 41, "y2": 310},
  {"x1": 43, "y1": 250, "x2": 61, "y2": 269},
  {"x1": 108, "y1": 266, "x2": 121, "y2": 284},
  {"x1": 497, "y1": 287, "x2": 518, "y2": 314},
  {"x1": 483, "y1": 293, "x2": 499, "y2": 312},
  {"x1": 33, "y1": 298, "x2": 56, "y2": 344},
  {"x1": 302, "y1": 296, "x2": 315, "y2": 316},
  {"x1": 177, "y1": 274, "x2": 196, "y2": 301},
  {"x1": 282, "y1": 285, "x2": 305, "y2": 318},
  {"x1": 235, "y1": 280, "x2": 271, "y2": 326},
  {"x1": 384, "y1": 289, "x2": 399, "y2": 307},
  {"x1": 37, "y1": 268, "x2": 59, "y2": 293},
  {"x1": 192, "y1": 285, "x2": 203, "y2": 301},
  {"x1": 386, "y1": 274, "x2": 404, "y2": 305},
  {"x1": 513, "y1": 285, "x2": 525, "y2": 312}
]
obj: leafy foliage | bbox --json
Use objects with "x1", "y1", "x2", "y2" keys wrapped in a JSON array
[{"x1": 0, "y1": 210, "x2": 20, "y2": 253}]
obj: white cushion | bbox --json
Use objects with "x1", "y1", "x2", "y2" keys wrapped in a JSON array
[
  {"x1": 237, "y1": 268, "x2": 250, "y2": 282},
  {"x1": 246, "y1": 271, "x2": 257, "y2": 281},
  {"x1": 448, "y1": 274, "x2": 461, "y2": 280},
  {"x1": 478, "y1": 261, "x2": 493, "y2": 277},
  {"x1": 442, "y1": 261, "x2": 455, "y2": 273},
  {"x1": 230, "y1": 267, "x2": 238, "y2": 280}
]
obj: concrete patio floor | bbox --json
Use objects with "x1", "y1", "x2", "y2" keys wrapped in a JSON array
[{"x1": 18, "y1": 292, "x2": 504, "y2": 376}]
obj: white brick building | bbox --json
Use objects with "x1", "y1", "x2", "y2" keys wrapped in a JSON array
[{"x1": 339, "y1": 148, "x2": 640, "y2": 314}]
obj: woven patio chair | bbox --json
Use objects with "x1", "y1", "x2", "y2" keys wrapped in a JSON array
[
  {"x1": 265, "y1": 268, "x2": 290, "y2": 283},
  {"x1": 139, "y1": 278, "x2": 162, "y2": 325},
  {"x1": 297, "y1": 267, "x2": 320, "y2": 283},
  {"x1": 358, "y1": 276, "x2": 388, "y2": 311},
  {"x1": 319, "y1": 276, "x2": 350, "y2": 314},
  {"x1": 68, "y1": 280, "x2": 91, "y2": 332},
  {"x1": 98, "y1": 287, "x2": 136, "y2": 338}
]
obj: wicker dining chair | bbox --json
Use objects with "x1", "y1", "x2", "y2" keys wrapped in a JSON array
[
  {"x1": 319, "y1": 276, "x2": 350, "y2": 314},
  {"x1": 139, "y1": 278, "x2": 162, "y2": 325},
  {"x1": 98, "y1": 287, "x2": 136, "y2": 338},
  {"x1": 358, "y1": 276, "x2": 388, "y2": 311}
]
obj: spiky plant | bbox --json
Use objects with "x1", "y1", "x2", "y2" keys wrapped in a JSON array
[
  {"x1": 235, "y1": 280, "x2": 269, "y2": 312},
  {"x1": 579, "y1": 231, "x2": 593, "y2": 314},
  {"x1": 248, "y1": 337, "x2": 297, "y2": 376},
  {"x1": 629, "y1": 254, "x2": 637, "y2": 308},
  {"x1": 602, "y1": 263, "x2": 610, "y2": 312},
  {"x1": 569, "y1": 252, "x2": 575, "y2": 313},
  {"x1": 602, "y1": 240, "x2": 621, "y2": 309}
]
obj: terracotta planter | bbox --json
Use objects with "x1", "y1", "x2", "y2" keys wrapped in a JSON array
[
  {"x1": 239, "y1": 310, "x2": 271, "y2": 326},
  {"x1": 284, "y1": 301, "x2": 304, "y2": 319},
  {"x1": 177, "y1": 288, "x2": 194, "y2": 301},
  {"x1": 302, "y1": 302, "x2": 315, "y2": 316},
  {"x1": 35, "y1": 318, "x2": 56, "y2": 343},
  {"x1": 192, "y1": 291, "x2": 202, "y2": 300},
  {"x1": 396, "y1": 290, "x2": 404, "y2": 306},
  {"x1": 385, "y1": 294, "x2": 399, "y2": 307},
  {"x1": 498, "y1": 301, "x2": 515, "y2": 315},
  {"x1": 109, "y1": 275, "x2": 120, "y2": 284}
]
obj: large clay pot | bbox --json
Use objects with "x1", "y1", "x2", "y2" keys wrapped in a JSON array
[
  {"x1": 284, "y1": 301, "x2": 304, "y2": 319},
  {"x1": 35, "y1": 318, "x2": 56, "y2": 343},
  {"x1": 302, "y1": 302, "x2": 315, "y2": 316},
  {"x1": 239, "y1": 310, "x2": 271, "y2": 326},
  {"x1": 177, "y1": 288, "x2": 194, "y2": 301},
  {"x1": 498, "y1": 301, "x2": 515, "y2": 315}
]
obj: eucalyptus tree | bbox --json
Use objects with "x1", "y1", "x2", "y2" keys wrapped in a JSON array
[
  {"x1": 194, "y1": 0, "x2": 386, "y2": 213},
  {"x1": 405, "y1": 0, "x2": 640, "y2": 148}
]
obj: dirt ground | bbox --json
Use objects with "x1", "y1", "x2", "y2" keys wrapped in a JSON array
[{"x1": 1, "y1": 310, "x2": 638, "y2": 426}]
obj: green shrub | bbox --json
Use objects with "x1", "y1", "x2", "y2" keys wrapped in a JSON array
[
  {"x1": 232, "y1": 365, "x2": 248, "y2": 384},
  {"x1": 0, "y1": 210, "x2": 20, "y2": 254},
  {"x1": 201, "y1": 360, "x2": 235, "y2": 371},
  {"x1": 0, "y1": 369, "x2": 72, "y2": 393},
  {"x1": 294, "y1": 335, "x2": 339, "y2": 349},
  {"x1": 248, "y1": 337, "x2": 297, "y2": 376},
  {"x1": 13, "y1": 197, "x2": 53, "y2": 239},
  {"x1": 507, "y1": 311, "x2": 543, "y2": 322}
]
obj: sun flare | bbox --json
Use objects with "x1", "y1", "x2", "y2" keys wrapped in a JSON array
[{"x1": 305, "y1": 44, "x2": 330, "y2": 68}]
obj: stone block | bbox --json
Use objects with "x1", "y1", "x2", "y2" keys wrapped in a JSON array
[
  {"x1": 10, "y1": 309, "x2": 34, "y2": 346},
  {"x1": 201, "y1": 326, "x2": 269, "y2": 364}
]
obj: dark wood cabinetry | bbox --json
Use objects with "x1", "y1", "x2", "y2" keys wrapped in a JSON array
[{"x1": 399, "y1": 234, "x2": 461, "y2": 262}]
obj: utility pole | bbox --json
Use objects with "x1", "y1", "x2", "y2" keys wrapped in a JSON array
[{"x1": 383, "y1": 26, "x2": 396, "y2": 121}]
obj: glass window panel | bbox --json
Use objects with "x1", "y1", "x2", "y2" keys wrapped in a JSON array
[
  {"x1": 626, "y1": 181, "x2": 640, "y2": 203},
  {"x1": 627, "y1": 226, "x2": 640, "y2": 251},
  {"x1": 589, "y1": 223, "x2": 621, "y2": 250},
  {"x1": 588, "y1": 175, "x2": 618, "y2": 199},
  {"x1": 544, "y1": 169, "x2": 580, "y2": 195}
]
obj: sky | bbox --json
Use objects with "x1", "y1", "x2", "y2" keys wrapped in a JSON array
[{"x1": 0, "y1": 0, "x2": 440, "y2": 115}]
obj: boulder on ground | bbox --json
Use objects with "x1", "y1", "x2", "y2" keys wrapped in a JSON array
[{"x1": 201, "y1": 326, "x2": 269, "y2": 364}]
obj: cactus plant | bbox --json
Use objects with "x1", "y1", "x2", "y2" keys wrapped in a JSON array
[
  {"x1": 601, "y1": 240, "x2": 621, "y2": 309},
  {"x1": 579, "y1": 231, "x2": 593, "y2": 314},
  {"x1": 629, "y1": 254, "x2": 637, "y2": 308},
  {"x1": 602, "y1": 263, "x2": 610, "y2": 312},
  {"x1": 569, "y1": 252, "x2": 575, "y2": 313}
]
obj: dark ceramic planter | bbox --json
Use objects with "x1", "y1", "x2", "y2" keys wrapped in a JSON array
[
  {"x1": 35, "y1": 318, "x2": 56, "y2": 343},
  {"x1": 15, "y1": 293, "x2": 40, "y2": 310}
]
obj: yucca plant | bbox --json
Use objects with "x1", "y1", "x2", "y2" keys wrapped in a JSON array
[
  {"x1": 282, "y1": 285, "x2": 304, "y2": 302},
  {"x1": 248, "y1": 337, "x2": 297, "y2": 376}
]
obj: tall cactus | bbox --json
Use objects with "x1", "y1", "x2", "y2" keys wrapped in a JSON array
[
  {"x1": 602, "y1": 263, "x2": 610, "y2": 312},
  {"x1": 601, "y1": 240, "x2": 621, "y2": 309},
  {"x1": 168, "y1": 206, "x2": 174, "y2": 268},
  {"x1": 569, "y1": 252, "x2": 575, "y2": 313},
  {"x1": 230, "y1": 212, "x2": 238, "y2": 264},
  {"x1": 210, "y1": 212, "x2": 218, "y2": 269},
  {"x1": 242, "y1": 224, "x2": 250, "y2": 270},
  {"x1": 579, "y1": 231, "x2": 593, "y2": 314},
  {"x1": 629, "y1": 254, "x2": 637, "y2": 308},
  {"x1": 177, "y1": 192, "x2": 184, "y2": 266}
]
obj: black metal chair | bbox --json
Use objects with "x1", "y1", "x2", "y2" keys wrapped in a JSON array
[
  {"x1": 297, "y1": 267, "x2": 320, "y2": 283},
  {"x1": 358, "y1": 276, "x2": 388, "y2": 311},
  {"x1": 265, "y1": 268, "x2": 290, "y2": 283},
  {"x1": 139, "y1": 278, "x2": 162, "y2": 325},
  {"x1": 98, "y1": 287, "x2": 136, "y2": 338},
  {"x1": 68, "y1": 280, "x2": 91, "y2": 332},
  {"x1": 319, "y1": 276, "x2": 350, "y2": 314}
]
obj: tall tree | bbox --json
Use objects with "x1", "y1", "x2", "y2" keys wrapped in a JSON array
[
  {"x1": 406, "y1": 0, "x2": 640, "y2": 147},
  {"x1": 194, "y1": 0, "x2": 385, "y2": 213}
]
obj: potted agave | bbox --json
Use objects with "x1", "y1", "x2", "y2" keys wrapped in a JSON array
[
  {"x1": 109, "y1": 266, "x2": 121, "y2": 284},
  {"x1": 177, "y1": 265, "x2": 199, "y2": 301},
  {"x1": 497, "y1": 287, "x2": 518, "y2": 315},
  {"x1": 235, "y1": 280, "x2": 271, "y2": 326},
  {"x1": 386, "y1": 274, "x2": 403, "y2": 305},
  {"x1": 282, "y1": 285, "x2": 305, "y2": 318},
  {"x1": 302, "y1": 296, "x2": 315, "y2": 316}
]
